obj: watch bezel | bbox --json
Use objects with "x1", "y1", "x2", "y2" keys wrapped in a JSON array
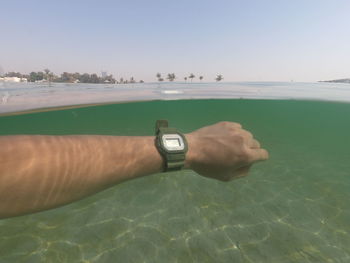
[
  {"x1": 161, "y1": 134, "x2": 185, "y2": 151},
  {"x1": 156, "y1": 131, "x2": 188, "y2": 154}
]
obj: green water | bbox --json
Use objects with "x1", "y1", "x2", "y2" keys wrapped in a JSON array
[{"x1": 0, "y1": 99, "x2": 349, "y2": 262}]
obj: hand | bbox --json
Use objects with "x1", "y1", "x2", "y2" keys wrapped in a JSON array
[{"x1": 185, "y1": 121, "x2": 269, "y2": 181}]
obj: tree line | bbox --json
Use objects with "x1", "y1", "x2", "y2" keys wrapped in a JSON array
[
  {"x1": 4, "y1": 70, "x2": 122, "y2": 84},
  {"x1": 157, "y1": 73, "x2": 223, "y2": 82},
  {"x1": 3, "y1": 70, "x2": 224, "y2": 83}
]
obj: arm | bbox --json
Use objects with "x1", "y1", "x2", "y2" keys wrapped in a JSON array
[{"x1": 0, "y1": 122, "x2": 268, "y2": 219}]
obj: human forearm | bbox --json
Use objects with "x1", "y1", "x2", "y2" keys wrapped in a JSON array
[{"x1": 0, "y1": 135, "x2": 163, "y2": 218}]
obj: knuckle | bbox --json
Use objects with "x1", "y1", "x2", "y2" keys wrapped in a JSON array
[
  {"x1": 219, "y1": 121, "x2": 231, "y2": 127},
  {"x1": 244, "y1": 131, "x2": 253, "y2": 139},
  {"x1": 218, "y1": 121, "x2": 242, "y2": 129},
  {"x1": 232, "y1": 122, "x2": 242, "y2": 128},
  {"x1": 254, "y1": 139, "x2": 261, "y2": 148},
  {"x1": 238, "y1": 147, "x2": 251, "y2": 161},
  {"x1": 234, "y1": 134, "x2": 245, "y2": 144},
  {"x1": 243, "y1": 149, "x2": 251, "y2": 159}
]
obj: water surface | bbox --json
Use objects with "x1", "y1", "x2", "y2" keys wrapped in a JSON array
[{"x1": 2, "y1": 81, "x2": 350, "y2": 114}]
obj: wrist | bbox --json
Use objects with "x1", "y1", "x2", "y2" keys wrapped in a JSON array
[{"x1": 184, "y1": 133, "x2": 198, "y2": 169}]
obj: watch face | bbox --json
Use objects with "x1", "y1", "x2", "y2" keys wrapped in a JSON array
[{"x1": 162, "y1": 134, "x2": 185, "y2": 151}]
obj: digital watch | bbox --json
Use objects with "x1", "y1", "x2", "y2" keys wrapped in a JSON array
[{"x1": 155, "y1": 120, "x2": 188, "y2": 172}]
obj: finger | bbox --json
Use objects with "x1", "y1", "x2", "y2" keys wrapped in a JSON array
[
  {"x1": 230, "y1": 165, "x2": 252, "y2": 180},
  {"x1": 219, "y1": 165, "x2": 251, "y2": 181},
  {"x1": 220, "y1": 121, "x2": 242, "y2": 129},
  {"x1": 249, "y1": 148, "x2": 269, "y2": 162},
  {"x1": 232, "y1": 122, "x2": 242, "y2": 129},
  {"x1": 242, "y1": 130, "x2": 253, "y2": 140},
  {"x1": 248, "y1": 138, "x2": 261, "y2": 149},
  {"x1": 234, "y1": 165, "x2": 251, "y2": 178}
]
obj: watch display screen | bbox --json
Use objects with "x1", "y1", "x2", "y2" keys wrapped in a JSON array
[
  {"x1": 165, "y1": 138, "x2": 181, "y2": 147},
  {"x1": 162, "y1": 134, "x2": 185, "y2": 151}
]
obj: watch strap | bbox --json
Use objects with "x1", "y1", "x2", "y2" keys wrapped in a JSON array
[
  {"x1": 155, "y1": 120, "x2": 178, "y2": 135},
  {"x1": 155, "y1": 120, "x2": 168, "y2": 131},
  {"x1": 164, "y1": 152, "x2": 186, "y2": 171}
]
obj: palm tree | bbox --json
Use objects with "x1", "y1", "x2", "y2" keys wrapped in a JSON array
[
  {"x1": 156, "y1": 73, "x2": 164, "y2": 82},
  {"x1": 48, "y1": 72, "x2": 54, "y2": 85},
  {"x1": 44, "y1": 68, "x2": 54, "y2": 85},
  {"x1": 167, "y1": 73, "x2": 176, "y2": 82},
  {"x1": 199, "y1": 76, "x2": 203, "y2": 82},
  {"x1": 189, "y1": 73, "x2": 195, "y2": 82},
  {"x1": 44, "y1": 68, "x2": 50, "y2": 79},
  {"x1": 216, "y1": 75, "x2": 223, "y2": 82}
]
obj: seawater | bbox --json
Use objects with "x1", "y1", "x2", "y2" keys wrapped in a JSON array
[{"x1": 0, "y1": 99, "x2": 349, "y2": 262}]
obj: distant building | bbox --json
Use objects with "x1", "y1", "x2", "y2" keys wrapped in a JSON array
[
  {"x1": 35, "y1": 79, "x2": 47, "y2": 83},
  {"x1": 3, "y1": 77, "x2": 27, "y2": 82},
  {"x1": 101, "y1": 71, "x2": 107, "y2": 78},
  {"x1": 4, "y1": 77, "x2": 21, "y2": 82}
]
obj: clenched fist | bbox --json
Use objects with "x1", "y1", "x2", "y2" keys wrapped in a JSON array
[{"x1": 185, "y1": 121, "x2": 269, "y2": 181}]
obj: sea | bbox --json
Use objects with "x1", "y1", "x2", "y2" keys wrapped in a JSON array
[{"x1": 0, "y1": 82, "x2": 349, "y2": 262}]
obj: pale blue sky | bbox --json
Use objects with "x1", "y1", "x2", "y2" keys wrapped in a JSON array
[{"x1": 1, "y1": 0, "x2": 350, "y2": 82}]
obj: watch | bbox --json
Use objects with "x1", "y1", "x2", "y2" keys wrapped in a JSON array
[{"x1": 155, "y1": 120, "x2": 188, "y2": 172}]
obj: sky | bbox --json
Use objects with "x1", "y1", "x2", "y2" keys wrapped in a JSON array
[{"x1": 1, "y1": 0, "x2": 350, "y2": 82}]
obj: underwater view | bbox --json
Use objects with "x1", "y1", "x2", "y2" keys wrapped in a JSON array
[{"x1": 0, "y1": 98, "x2": 349, "y2": 262}]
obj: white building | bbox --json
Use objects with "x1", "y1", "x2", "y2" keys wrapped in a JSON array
[
  {"x1": 4, "y1": 77, "x2": 20, "y2": 82},
  {"x1": 5, "y1": 77, "x2": 21, "y2": 82},
  {"x1": 0, "y1": 77, "x2": 28, "y2": 82}
]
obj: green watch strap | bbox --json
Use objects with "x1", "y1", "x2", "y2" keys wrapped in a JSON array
[
  {"x1": 165, "y1": 153, "x2": 186, "y2": 171},
  {"x1": 155, "y1": 120, "x2": 168, "y2": 131},
  {"x1": 155, "y1": 120, "x2": 178, "y2": 135}
]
